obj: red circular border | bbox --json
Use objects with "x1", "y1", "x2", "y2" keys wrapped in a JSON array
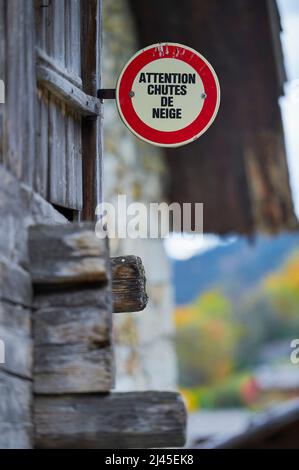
[{"x1": 117, "y1": 44, "x2": 219, "y2": 146}]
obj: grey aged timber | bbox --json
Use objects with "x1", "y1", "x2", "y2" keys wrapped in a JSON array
[
  {"x1": 111, "y1": 256, "x2": 148, "y2": 313},
  {"x1": 29, "y1": 223, "x2": 114, "y2": 394},
  {"x1": 34, "y1": 392, "x2": 186, "y2": 449},
  {"x1": 29, "y1": 224, "x2": 109, "y2": 285}
]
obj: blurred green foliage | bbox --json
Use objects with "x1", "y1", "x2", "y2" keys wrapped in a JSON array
[{"x1": 175, "y1": 250, "x2": 299, "y2": 410}]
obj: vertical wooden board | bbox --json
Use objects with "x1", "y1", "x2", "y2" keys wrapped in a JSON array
[
  {"x1": 75, "y1": 113, "x2": 83, "y2": 210},
  {"x1": 35, "y1": 89, "x2": 49, "y2": 198},
  {"x1": 0, "y1": 371, "x2": 32, "y2": 449},
  {"x1": 46, "y1": 0, "x2": 66, "y2": 206},
  {"x1": 65, "y1": 110, "x2": 82, "y2": 210},
  {"x1": 34, "y1": 0, "x2": 47, "y2": 50},
  {"x1": 65, "y1": 112, "x2": 75, "y2": 208},
  {"x1": 81, "y1": 0, "x2": 103, "y2": 220},
  {"x1": 65, "y1": 0, "x2": 82, "y2": 210},
  {"x1": 65, "y1": 0, "x2": 81, "y2": 77},
  {"x1": 46, "y1": 0, "x2": 65, "y2": 66},
  {"x1": 4, "y1": 0, "x2": 24, "y2": 179},
  {"x1": 48, "y1": 94, "x2": 67, "y2": 206},
  {"x1": 0, "y1": 301, "x2": 32, "y2": 379},
  {"x1": 21, "y1": 0, "x2": 36, "y2": 186},
  {"x1": 34, "y1": 1, "x2": 49, "y2": 197}
]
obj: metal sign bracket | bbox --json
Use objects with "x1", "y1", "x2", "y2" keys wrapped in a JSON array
[{"x1": 97, "y1": 89, "x2": 116, "y2": 101}]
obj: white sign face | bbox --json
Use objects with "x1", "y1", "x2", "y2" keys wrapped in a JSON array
[
  {"x1": 116, "y1": 43, "x2": 220, "y2": 147},
  {"x1": 131, "y1": 58, "x2": 205, "y2": 133}
]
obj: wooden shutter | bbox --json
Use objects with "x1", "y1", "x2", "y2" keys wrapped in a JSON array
[{"x1": 35, "y1": 0, "x2": 102, "y2": 219}]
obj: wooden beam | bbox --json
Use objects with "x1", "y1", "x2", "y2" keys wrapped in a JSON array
[
  {"x1": 111, "y1": 256, "x2": 148, "y2": 313},
  {"x1": 28, "y1": 224, "x2": 109, "y2": 286},
  {"x1": 36, "y1": 64, "x2": 100, "y2": 117},
  {"x1": 36, "y1": 47, "x2": 82, "y2": 89},
  {"x1": 34, "y1": 392, "x2": 187, "y2": 449},
  {"x1": 33, "y1": 300, "x2": 114, "y2": 394},
  {"x1": 81, "y1": 0, "x2": 102, "y2": 220}
]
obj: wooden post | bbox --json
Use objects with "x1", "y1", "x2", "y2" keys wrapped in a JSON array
[
  {"x1": 81, "y1": 0, "x2": 102, "y2": 220},
  {"x1": 111, "y1": 256, "x2": 148, "y2": 313}
]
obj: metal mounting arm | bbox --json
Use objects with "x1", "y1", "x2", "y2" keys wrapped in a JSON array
[{"x1": 97, "y1": 89, "x2": 116, "y2": 100}]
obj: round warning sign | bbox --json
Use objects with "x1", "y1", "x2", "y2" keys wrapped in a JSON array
[{"x1": 116, "y1": 42, "x2": 220, "y2": 148}]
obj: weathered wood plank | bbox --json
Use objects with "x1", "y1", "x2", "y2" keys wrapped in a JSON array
[
  {"x1": 0, "y1": 260, "x2": 32, "y2": 307},
  {"x1": 33, "y1": 256, "x2": 148, "y2": 313},
  {"x1": 48, "y1": 93, "x2": 67, "y2": 207},
  {"x1": 45, "y1": 1, "x2": 70, "y2": 209},
  {"x1": 34, "y1": 344, "x2": 114, "y2": 394},
  {"x1": 0, "y1": 301, "x2": 32, "y2": 379},
  {"x1": 34, "y1": 392, "x2": 187, "y2": 448},
  {"x1": 35, "y1": 87, "x2": 49, "y2": 198},
  {"x1": 30, "y1": 223, "x2": 114, "y2": 394},
  {"x1": 21, "y1": 0, "x2": 36, "y2": 186},
  {"x1": 65, "y1": 110, "x2": 83, "y2": 210},
  {"x1": 74, "y1": 112, "x2": 83, "y2": 210},
  {"x1": 33, "y1": 285, "x2": 111, "y2": 309},
  {"x1": 34, "y1": 305, "x2": 110, "y2": 347},
  {"x1": 111, "y1": 256, "x2": 148, "y2": 313},
  {"x1": 65, "y1": 0, "x2": 81, "y2": 77},
  {"x1": 34, "y1": 0, "x2": 50, "y2": 198},
  {"x1": 37, "y1": 47, "x2": 82, "y2": 89},
  {"x1": 28, "y1": 224, "x2": 109, "y2": 285},
  {"x1": 81, "y1": 0, "x2": 103, "y2": 220},
  {"x1": 33, "y1": 300, "x2": 114, "y2": 394},
  {"x1": 0, "y1": 370, "x2": 32, "y2": 449},
  {"x1": 47, "y1": 0, "x2": 65, "y2": 67},
  {"x1": 36, "y1": 64, "x2": 100, "y2": 116},
  {"x1": 4, "y1": 0, "x2": 36, "y2": 185}
]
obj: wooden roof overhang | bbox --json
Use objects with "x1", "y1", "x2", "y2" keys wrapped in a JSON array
[{"x1": 129, "y1": 0, "x2": 297, "y2": 235}]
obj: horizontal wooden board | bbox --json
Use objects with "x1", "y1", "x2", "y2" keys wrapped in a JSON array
[
  {"x1": 34, "y1": 343, "x2": 114, "y2": 394},
  {"x1": 36, "y1": 64, "x2": 100, "y2": 116},
  {"x1": 33, "y1": 256, "x2": 148, "y2": 313},
  {"x1": 111, "y1": 256, "x2": 148, "y2": 313},
  {"x1": 34, "y1": 305, "x2": 110, "y2": 347},
  {"x1": 33, "y1": 284, "x2": 111, "y2": 309},
  {"x1": 29, "y1": 224, "x2": 109, "y2": 286},
  {"x1": 34, "y1": 391, "x2": 187, "y2": 448}
]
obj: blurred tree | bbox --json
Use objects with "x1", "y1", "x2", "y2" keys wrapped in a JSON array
[
  {"x1": 175, "y1": 290, "x2": 239, "y2": 387},
  {"x1": 264, "y1": 250, "x2": 299, "y2": 319}
]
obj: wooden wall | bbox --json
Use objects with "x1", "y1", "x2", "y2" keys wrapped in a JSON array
[
  {"x1": 0, "y1": 0, "x2": 102, "y2": 448},
  {"x1": 0, "y1": 0, "x2": 102, "y2": 219}
]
